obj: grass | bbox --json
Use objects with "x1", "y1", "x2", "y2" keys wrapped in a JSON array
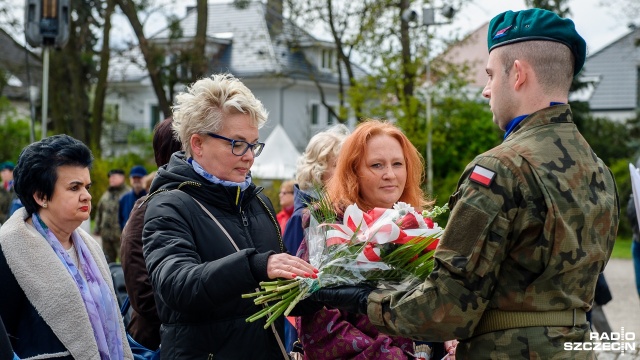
[{"x1": 611, "y1": 236, "x2": 632, "y2": 259}]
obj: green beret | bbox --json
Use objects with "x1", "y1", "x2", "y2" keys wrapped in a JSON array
[{"x1": 487, "y1": 8, "x2": 586, "y2": 76}]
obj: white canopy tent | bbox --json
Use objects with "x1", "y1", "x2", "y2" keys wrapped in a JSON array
[{"x1": 251, "y1": 124, "x2": 300, "y2": 180}]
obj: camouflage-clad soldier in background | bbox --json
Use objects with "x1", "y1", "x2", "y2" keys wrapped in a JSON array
[
  {"x1": 310, "y1": 8, "x2": 620, "y2": 359},
  {"x1": 94, "y1": 169, "x2": 130, "y2": 262}
]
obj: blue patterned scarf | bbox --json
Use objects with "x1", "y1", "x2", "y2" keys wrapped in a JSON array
[
  {"x1": 32, "y1": 213, "x2": 124, "y2": 360},
  {"x1": 189, "y1": 158, "x2": 252, "y2": 191}
]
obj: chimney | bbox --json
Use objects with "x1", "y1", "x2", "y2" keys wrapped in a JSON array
[{"x1": 266, "y1": 0, "x2": 283, "y2": 36}]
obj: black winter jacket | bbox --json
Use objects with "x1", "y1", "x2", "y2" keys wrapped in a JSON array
[{"x1": 142, "y1": 153, "x2": 287, "y2": 359}]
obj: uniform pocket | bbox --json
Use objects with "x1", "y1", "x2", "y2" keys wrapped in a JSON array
[{"x1": 437, "y1": 202, "x2": 509, "y2": 277}]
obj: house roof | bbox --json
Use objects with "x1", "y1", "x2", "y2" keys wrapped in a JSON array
[
  {"x1": 581, "y1": 26, "x2": 640, "y2": 110},
  {"x1": 0, "y1": 28, "x2": 42, "y2": 100},
  {"x1": 109, "y1": 1, "x2": 365, "y2": 84}
]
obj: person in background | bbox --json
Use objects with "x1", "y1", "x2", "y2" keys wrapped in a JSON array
[
  {"x1": 94, "y1": 169, "x2": 130, "y2": 262},
  {"x1": 276, "y1": 179, "x2": 295, "y2": 233},
  {"x1": 297, "y1": 120, "x2": 436, "y2": 359},
  {"x1": 281, "y1": 124, "x2": 350, "y2": 354},
  {"x1": 0, "y1": 134, "x2": 132, "y2": 359},
  {"x1": 310, "y1": 9, "x2": 619, "y2": 359},
  {"x1": 120, "y1": 117, "x2": 181, "y2": 350},
  {"x1": 0, "y1": 161, "x2": 15, "y2": 223},
  {"x1": 142, "y1": 73, "x2": 318, "y2": 358},
  {"x1": 118, "y1": 165, "x2": 147, "y2": 230}
]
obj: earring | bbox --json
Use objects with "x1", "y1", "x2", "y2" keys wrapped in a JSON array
[{"x1": 42, "y1": 202, "x2": 48, "y2": 208}]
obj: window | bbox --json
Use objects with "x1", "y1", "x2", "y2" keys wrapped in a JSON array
[
  {"x1": 150, "y1": 105, "x2": 161, "y2": 130},
  {"x1": 311, "y1": 103, "x2": 319, "y2": 125},
  {"x1": 321, "y1": 49, "x2": 334, "y2": 70}
]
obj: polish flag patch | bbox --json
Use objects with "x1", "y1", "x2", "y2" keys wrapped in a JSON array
[{"x1": 469, "y1": 165, "x2": 495, "y2": 187}]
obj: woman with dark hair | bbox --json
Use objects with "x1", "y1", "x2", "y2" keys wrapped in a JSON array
[
  {"x1": 120, "y1": 116, "x2": 182, "y2": 350},
  {"x1": 0, "y1": 134, "x2": 132, "y2": 359}
]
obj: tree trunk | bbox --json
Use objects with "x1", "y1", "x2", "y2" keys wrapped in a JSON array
[
  {"x1": 115, "y1": 0, "x2": 172, "y2": 119},
  {"x1": 91, "y1": 0, "x2": 115, "y2": 156},
  {"x1": 192, "y1": 0, "x2": 208, "y2": 79}
]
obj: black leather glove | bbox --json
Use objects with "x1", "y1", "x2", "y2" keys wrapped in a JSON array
[{"x1": 309, "y1": 285, "x2": 374, "y2": 314}]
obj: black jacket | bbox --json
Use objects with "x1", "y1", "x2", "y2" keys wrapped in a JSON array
[{"x1": 142, "y1": 153, "x2": 287, "y2": 359}]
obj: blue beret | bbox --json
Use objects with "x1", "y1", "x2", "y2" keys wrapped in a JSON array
[
  {"x1": 129, "y1": 165, "x2": 147, "y2": 178},
  {"x1": 488, "y1": 8, "x2": 586, "y2": 76}
]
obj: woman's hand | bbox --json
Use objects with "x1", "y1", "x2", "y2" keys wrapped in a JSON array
[
  {"x1": 266, "y1": 253, "x2": 318, "y2": 279},
  {"x1": 443, "y1": 339, "x2": 458, "y2": 359}
]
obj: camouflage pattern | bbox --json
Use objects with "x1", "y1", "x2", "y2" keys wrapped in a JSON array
[
  {"x1": 94, "y1": 183, "x2": 130, "y2": 262},
  {"x1": 367, "y1": 105, "x2": 619, "y2": 359}
]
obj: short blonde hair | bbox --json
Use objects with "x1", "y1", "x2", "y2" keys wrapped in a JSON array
[
  {"x1": 296, "y1": 124, "x2": 350, "y2": 191},
  {"x1": 172, "y1": 73, "x2": 268, "y2": 157}
]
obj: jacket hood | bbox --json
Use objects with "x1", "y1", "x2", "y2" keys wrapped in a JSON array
[{"x1": 149, "y1": 152, "x2": 262, "y2": 212}]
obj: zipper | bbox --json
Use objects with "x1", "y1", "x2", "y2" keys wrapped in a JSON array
[{"x1": 241, "y1": 210, "x2": 249, "y2": 227}]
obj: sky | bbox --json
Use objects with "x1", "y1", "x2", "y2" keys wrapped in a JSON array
[
  {"x1": 439, "y1": 0, "x2": 633, "y2": 55},
  {"x1": 4, "y1": 0, "x2": 634, "y2": 57}
]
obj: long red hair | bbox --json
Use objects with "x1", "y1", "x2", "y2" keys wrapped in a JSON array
[{"x1": 325, "y1": 120, "x2": 430, "y2": 212}]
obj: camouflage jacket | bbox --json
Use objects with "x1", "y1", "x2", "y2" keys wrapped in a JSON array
[
  {"x1": 368, "y1": 105, "x2": 619, "y2": 359},
  {"x1": 94, "y1": 184, "x2": 130, "y2": 241}
]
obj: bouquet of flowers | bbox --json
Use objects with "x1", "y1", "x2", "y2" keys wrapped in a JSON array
[{"x1": 242, "y1": 199, "x2": 448, "y2": 328}]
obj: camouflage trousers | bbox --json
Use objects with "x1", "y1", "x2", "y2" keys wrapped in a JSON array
[
  {"x1": 102, "y1": 236, "x2": 121, "y2": 263},
  {"x1": 457, "y1": 324, "x2": 595, "y2": 359}
]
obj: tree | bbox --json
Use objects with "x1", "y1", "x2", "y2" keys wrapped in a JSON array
[
  {"x1": 114, "y1": 0, "x2": 210, "y2": 119},
  {"x1": 48, "y1": 0, "x2": 105, "y2": 144},
  {"x1": 92, "y1": 0, "x2": 117, "y2": 155}
]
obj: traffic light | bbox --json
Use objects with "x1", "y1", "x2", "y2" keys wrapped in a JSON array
[{"x1": 25, "y1": 0, "x2": 70, "y2": 49}]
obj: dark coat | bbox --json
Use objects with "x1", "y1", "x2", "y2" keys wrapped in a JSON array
[
  {"x1": 282, "y1": 185, "x2": 317, "y2": 256},
  {"x1": 142, "y1": 153, "x2": 287, "y2": 359},
  {"x1": 120, "y1": 195, "x2": 161, "y2": 349}
]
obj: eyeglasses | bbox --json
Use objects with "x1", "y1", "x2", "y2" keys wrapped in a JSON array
[
  {"x1": 207, "y1": 133, "x2": 265, "y2": 157},
  {"x1": 279, "y1": 191, "x2": 293, "y2": 195}
]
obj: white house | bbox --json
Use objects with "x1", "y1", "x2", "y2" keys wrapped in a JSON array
[{"x1": 106, "y1": 0, "x2": 364, "y2": 153}]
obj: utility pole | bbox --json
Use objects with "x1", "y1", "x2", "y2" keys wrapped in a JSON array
[
  {"x1": 25, "y1": 0, "x2": 71, "y2": 139},
  {"x1": 402, "y1": 5, "x2": 456, "y2": 195}
]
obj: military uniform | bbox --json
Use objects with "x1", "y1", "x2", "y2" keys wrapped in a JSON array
[
  {"x1": 94, "y1": 183, "x2": 130, "y2": 262},
  {"x1": 367, "y1": 105, "x2": 619, "y2": 359}
]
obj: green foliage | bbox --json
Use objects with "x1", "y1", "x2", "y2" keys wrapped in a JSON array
[
  {"x1": 573, "y1": 114, "x2": 631, "y2": 167},
  {"x1": 610, "y1": 158, "x2": 633, "y2": 239},
  {"x1": 0, "y1": 115, "x2": 33, "y2": 163},
  {"x1": 89, "y1": 152, "x2": 153, "y2": 220}
]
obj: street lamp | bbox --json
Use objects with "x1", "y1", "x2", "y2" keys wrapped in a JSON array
[{"x1": 402, "y1": 5, "x2": 456, "y2": 195}]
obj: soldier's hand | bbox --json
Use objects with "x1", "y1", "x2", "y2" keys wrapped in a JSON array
[{"x1": 309, "y1": 285, "x2": 373, "y2": 314}]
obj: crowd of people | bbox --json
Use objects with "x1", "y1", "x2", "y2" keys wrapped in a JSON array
[{"x1": 0, "y1": 7, "x2": 633, "y2": 360}]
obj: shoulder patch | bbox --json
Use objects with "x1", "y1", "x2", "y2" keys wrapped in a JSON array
[{"x1": 469, "y1": 165, "x2": 495, "y2": 187}]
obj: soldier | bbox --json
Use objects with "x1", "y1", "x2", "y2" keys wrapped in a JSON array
[
  {"x1": 310, "y1": 8, "x2": 620, "y2": 359},
  {"x1": 94, "y1": 169, "x2": 130, "y2": 262}
]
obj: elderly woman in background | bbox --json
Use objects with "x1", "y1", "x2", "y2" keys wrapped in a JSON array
[
  {"x1": 142, "y1": 73, "x2": 317, "y2": 359},
  {"x1": 298, "y1": 120, "x2": 445, "y2": 359},
  {"x1": 120, "y1": 117, "x2": 182, "y2": 351},
  {"x1": 281, "y1": 124, "x2": 350, "y2": 353},
  {"x1": 0, "y1": 134, "x2": 132, "y2": 359},
  {"x1": 282, "y1": 124, "x2": 349, "y2": 256}
]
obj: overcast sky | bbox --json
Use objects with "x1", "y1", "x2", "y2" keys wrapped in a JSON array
[
  {"x1": 5, "y1": 0, "x2": 634, "y2": 57},
  {"x1": 442, "y1": 0, "x2": 633, "y2": 55}
]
